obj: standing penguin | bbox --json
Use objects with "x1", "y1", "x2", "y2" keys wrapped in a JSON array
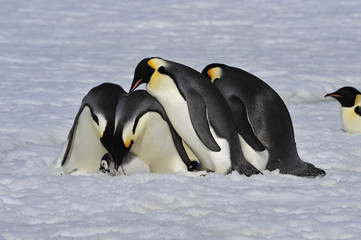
[
  {"x1": 101, "y1": 90, "x2": 199, "y2": 174},
  {"x1": 57, "y1": 83, "x2": 125, "y2": 174},
  {"x1": 129, "y1": 57, "x2": 261, "y2": 176},
  {"x1": 202, "y1": 63, "x2": 326, "y2": 177},
  {"x1": 325, "y1": 86, "x2": 361, "y2": 134}
]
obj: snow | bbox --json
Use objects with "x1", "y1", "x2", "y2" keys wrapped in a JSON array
[{"x1": 1, "y1": 0, "x2": 361, "y2": 239}]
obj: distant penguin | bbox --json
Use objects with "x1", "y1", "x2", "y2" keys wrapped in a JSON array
[
  {"x1": 202, "y1": 63, "x2": 326, "y2": 177},
  {"x1": 129, "y1": 57, "x2": 262, "y2": 176},
  {"x1": 58, "y1": 83, "x2": 125, "y2": 174},
  {"x1": 325, "y1": 86, "x2": 361, "y2": 134},
  {"x1": 104, "y1": 90, "x2": 199, "y2": 174}
]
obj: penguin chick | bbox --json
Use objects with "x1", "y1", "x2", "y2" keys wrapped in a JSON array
[
  {"x1": 99, "y1": 153, "x2": 117, "y2": 175},
  {"x1": 325, "y1": 86, "x2": 361, "y2": 134}
]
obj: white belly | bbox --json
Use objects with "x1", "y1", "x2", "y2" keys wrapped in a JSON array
[
  {"x1": 60, "y1": 106, "x2": 107, "y2": 174},
  {"x1": 147, "y1": 72, "x2": 231, "y2": 174},
  {"x1": 127, "y1": 112, "x2": 188, "y2": 174},
  {"x1": 341, "y1": 107, "x2": 361, "y2": 134},
  {"x1": 238, "y1": 134, "x2": 269, "y2": 171}
]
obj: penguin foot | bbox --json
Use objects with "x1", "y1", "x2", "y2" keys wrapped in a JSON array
[
  {"x1": 235, "y1": 163, "x2": 263, "y2": 177},
  {"x1": 287, "y1": 163, "x2": 326, "y2": 178}
]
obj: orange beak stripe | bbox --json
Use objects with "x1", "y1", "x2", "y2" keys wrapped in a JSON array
[
  {"x1": 131, "y1": 79, "x2": 142, "y2": 92},
  {"x1": 207, "y1": 68, "x2": 213, "y2": 78}
]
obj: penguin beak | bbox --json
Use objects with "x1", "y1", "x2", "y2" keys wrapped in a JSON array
[
  {"x1": 324, "y1": 93, "x2": 342, "y2": 98},
  {"x1": 130, "y1": 79, "x2": 143, "y2": 93},
  {"x1": 112, "y1": 138, "x2": 133, "y2": 171}
]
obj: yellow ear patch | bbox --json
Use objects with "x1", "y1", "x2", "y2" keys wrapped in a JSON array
[
  {"x1": 147, "y1": 58, "x2": 166, "y2": 70},
  {"x1": 355, "y1": 94, "x2": 361, "y2": 105},
  {"x1": 207, "y1": 67, "x2": 222, "y2": 83},
  {"x1": 97, "y1": 115, "x2": 107, "y2": 139},
  {"x1": 124, "y1": 138, "x2": 133, "y2": 148},
  {"x1": 122, "y1": 119, "x2": 136, "y2": 149},
  {"x1": 148, "y1": 70, "x2": 167, "y2": 91}
]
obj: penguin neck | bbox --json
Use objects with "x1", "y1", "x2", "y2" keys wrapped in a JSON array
[
  {"x1": 147, "y1": 70, "x2": 174, "y2": 95},
  {"x1": 341, "y1": 106, "x2": 361, "y2": 133}
]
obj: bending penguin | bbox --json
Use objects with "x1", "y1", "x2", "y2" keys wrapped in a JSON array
[
  {"x1": 325, "y1": 86, "x2": 361, "y2": 134},
  {"x1": 202, "y1": 63, "x2": 326, "y2": 177},
  {"x1": 99, "y1": 90, "x2": 199, "y2": 174},
  {"x1": 57, "y1": 83, "x2": 126, "y2": 174},
  {"x1": 129, "y1": 57, "x2": 262, "y2": 176}
]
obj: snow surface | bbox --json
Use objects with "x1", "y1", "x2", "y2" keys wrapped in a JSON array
[{"x1": 1, "y1": 0, "x2": 361, "y2": 239}]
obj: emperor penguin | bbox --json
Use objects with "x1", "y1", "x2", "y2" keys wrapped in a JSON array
[
  {"x1": 325, "y1": 86, "x2": 361, "y2": 134},
  {"x1": 129, "y1": 57, "x2": 262, "y2": 176},
  {"x1": 57, "y1": 83, "x2": 126, "y2": 174},
  {"x1": 202, "y1": 63, "x2": 326, "y2": 177},
  {"x1": 101, "y1": 90, "x2": 199, "y2": 174}
]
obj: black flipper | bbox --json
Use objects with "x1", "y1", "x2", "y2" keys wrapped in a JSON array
[
  {"x1": 187, "y1": 88, "x2": 221, "y2": 152},
  {"x1": 167, "y1": 120, "x2": 200, "y2": 171},
  {"x1": 157, "y1": 66, "x2": 220, "y2": 152},
  {"x1": 229, "y1": 96, "x2": 265, "y2": 151},
  {"x1": 61, "y1": 104, "x2": 86, "y2": 166}
]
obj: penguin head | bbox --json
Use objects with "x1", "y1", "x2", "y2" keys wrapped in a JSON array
[
  {"x1": 83, "y1": 83, "x2": 127, "y2": 153},
  {"x1": 130, "y1": 57, "x2": 166, "y2": 92},
  {"x1": 99, "y1": 153, "x2": 117, "y2": 175},
  {"x1": 325, "y1": 86, "x2": 361, "y2": 107},
  {"x1": 111, "y1": 121, "x2": 134, "y2": 172},
  {"x1": 111, "y1": 91, "x2": 167, "y2": 173},
  {"x1": 111, "y1": 94, "x2": 140, "y2": 172},
  {"x1": 202, "y1": 63, "x2": 226, "y2": 83}
]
